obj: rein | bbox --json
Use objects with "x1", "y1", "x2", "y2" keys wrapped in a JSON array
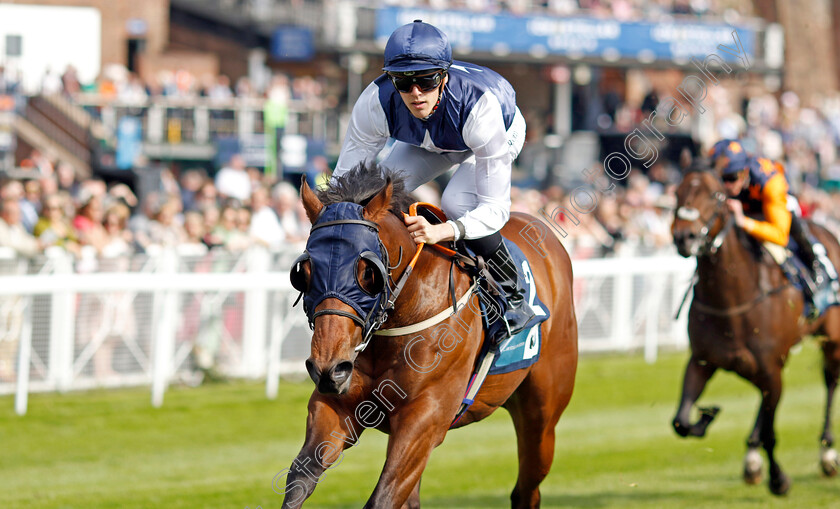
[
  {"x1": 676, "y1": 267, "x2": 793, "y2": 318},
  {"x1": 690, "y1": 283, "x2": 792, "y2": 317}
]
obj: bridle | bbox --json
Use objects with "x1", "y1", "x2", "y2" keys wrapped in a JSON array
[{"x1": 675, "y1": 187, "x2": 733, "y2": 257}]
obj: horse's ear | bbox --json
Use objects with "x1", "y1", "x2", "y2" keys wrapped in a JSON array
[
  {"x1": 679, "y1": 147, "x2": 693, "y2": 170},
  {"x1": 363, "y1": 177, "x2": 393, "y2": 223},
  {"x1": 300, "y1": 176, "x2": 323, "y2": 223}
]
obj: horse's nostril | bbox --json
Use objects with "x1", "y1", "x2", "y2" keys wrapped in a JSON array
[
  {"x1": 305, "y1": 358, "x2": 319, "y2": 384},
  {"x1": 331, "y1": 360, "x2": 354, "y2": 383}
]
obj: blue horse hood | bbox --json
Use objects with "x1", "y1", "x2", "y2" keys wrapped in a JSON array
[{"x1": 302, "y1": 202, "x2": 388, "y2": 327}]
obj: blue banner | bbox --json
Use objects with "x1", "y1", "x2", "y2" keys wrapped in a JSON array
[
  {"x1": 375, "y1": 8, "x2": 755, "y2": 63},
  {"x1": 271, "y1": 26, "x2": 314, "y2": 61}
]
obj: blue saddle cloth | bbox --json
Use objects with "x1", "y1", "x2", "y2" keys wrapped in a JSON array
[{"x1": 470, "y1": 238, "x2": 550, "y2": 375}]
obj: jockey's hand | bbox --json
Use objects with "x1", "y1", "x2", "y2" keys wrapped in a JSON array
[
  {"x1": 726, "y1": 199, "x2": 746, "y2": 227},
  {"x1": 404, "y1": 214, "x2": 455, "y2": 245}
]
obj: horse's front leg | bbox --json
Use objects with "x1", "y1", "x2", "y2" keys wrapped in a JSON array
[
  {"x1": 279, "y1": 395, "x2": 361, "y2": 509},
  {"x1": 672, "y1": 355, "x2": 719, "y2": 437},
  {"x1": 743, "y1": 404, "x2": 765, "y2": 485},
  {"x1": 365, "y1": 397, "x2": 450, "y2": 508},
  {"x1": 820, "y1": 339, "x2": 840, "y2": 476},
  {"x1": 756, "y1": 368, "x2": 790, "y2": 496}
]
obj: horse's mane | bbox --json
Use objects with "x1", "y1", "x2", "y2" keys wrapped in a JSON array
[{"x1": 317, "y1": 162, "x2": 415, "y2": 216}]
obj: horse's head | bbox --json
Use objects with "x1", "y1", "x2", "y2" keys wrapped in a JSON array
[
  {"x1": 671, "y1": 167, "x2": 732, "y2": 258},
  {"x1": 290, "y1": 165, "x2": 412, "y2": 395}
]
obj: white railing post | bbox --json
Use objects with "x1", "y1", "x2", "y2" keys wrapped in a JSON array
[
  {"x1": 194, "y1": 106, "x2": 209, "y2": 143},
  {"x1": 14, "y1": 297, "x2": 33, "y2": 416},
  {"x1": 644, "y1": 272, "x2": 667, "y2": 364},
  {"x1": 672, "y1": 270, "x2": 692, "y2": 349},
  {"x1": 266, "y1": 291, "x2": 290, "y2": 400},
  {"x1": 237, "y1": 104, "x2": 255, "y2": 137},
  {"x1": 242, "y1": 246, "x2": 269, "y2": 378},
  {"x1": 611, "y1": 260, "x2": 633, "y2": 351},
  {"x1": 47, "y1": 250, "x2": 76, "y2": 391},
  {"x1": 147, "y1": 104, "x2": 164, "y2": 143},
  {"x1": 150, "y1": 249, "x2": 179, "y2": 407}
]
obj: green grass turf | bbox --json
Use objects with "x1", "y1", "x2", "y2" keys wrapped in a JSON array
[{"x1": 2, "y1": 341, "x2": 840, "y2": 508}]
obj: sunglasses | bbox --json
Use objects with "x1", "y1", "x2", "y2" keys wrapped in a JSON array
[
  {"x1": 721, "y1": 173, "x2": 742, "y2": 183},
  {"x1": 388, "y1": 71, "x2": 445, "y2": 93}
]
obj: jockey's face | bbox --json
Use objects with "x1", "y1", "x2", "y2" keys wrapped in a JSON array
[
  {"x1": 721, "y1": 169, "x2": 748, "y2": 197},
  {"x1": 394, "y1": 71, "x2": 448, "y2": 119}
]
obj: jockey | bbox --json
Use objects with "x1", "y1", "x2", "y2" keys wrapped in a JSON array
[
  {"x1": 332, "y1": 20, "x2": 533, "y2": 343},
  {"x1": 709, "y1": 139, "x2": 840, "y2": 316}
]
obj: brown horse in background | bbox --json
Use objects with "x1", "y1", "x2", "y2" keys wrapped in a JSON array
[
  {"x1": 280, "y1": 164, "x2": 578, "y2": 508},
  {"x1": 670, "y1": 168, "x2": 840, "y2": 495}
]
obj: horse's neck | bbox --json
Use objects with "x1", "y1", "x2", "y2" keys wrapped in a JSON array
[
  {"x1": 695, "y1": 227, "x2": 761, "y2": 304},
  {"x1": 389, "y1": 244, "x2": 473, "y2": 328}
]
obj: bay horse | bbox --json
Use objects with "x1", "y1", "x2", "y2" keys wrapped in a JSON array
[
  {"x1": 279, "y1": 164, "x2": 578, "y2": 508},
  {"x1": 670, "y1": 167, "x2": 840, "y2": 495}
]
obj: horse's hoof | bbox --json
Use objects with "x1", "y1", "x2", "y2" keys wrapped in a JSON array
[
  {"x1": 698, "y1": 406, "x2": 720, "y2": 419},
  {"x1": 672, "y1": 418, "x2": 690, "y2": 438},
  {"x1": 820, "y1": 447, "x2": 839, "y2": 477},
  {"x1": 769, "y1": 473, "x2": 791, "y2": 496},
  {"x1": 743, "y1": 449, "x2": 763, "y2": 485}
]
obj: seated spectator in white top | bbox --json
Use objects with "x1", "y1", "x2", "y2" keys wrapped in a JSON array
[
  {"x1": 215, "y1": 154, "x2": 251, "y2": 202},
  {"x1": 1, "y1": 180, "x2": 38, "y2": 234},
  {"x1": 272, "y1": 182, "x2": 308, "y2": 243},
  {"x1": 0, "y1": 198, "x2": 39, "y2": 257},
  {"x1": 249, "y1": 185, "x2": 285, "y2": 249}
]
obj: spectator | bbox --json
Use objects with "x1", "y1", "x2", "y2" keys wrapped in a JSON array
[
  {"x1": 272, "y1": 181, "x2": 308, "y2": 243},
  {"x1": 179, "y1": 169, "x2": 208, "y2": 212},
  {"x1": 249, "y1": 185, "x2": 284, "y2": 249},
  {"x1": 72, "y1": 191, "x2": 108, "y2": 253},
  {"x1": 215, "y1": 154, "x2": 251, "y2": 202},
  {"x1": 201, "y1": 205, "x2": 221, "y2": 248},
  {"x1": 147, "y1": 197, "x2": 187, "y2": 248},
  {"x1": 193, "y1": 180, "x2": 219, "y2": 212},
  {"x1": 181, "y1": 210, "x2": 210, "y2": 254},
  {"x1": 33, "y1": 193, "x2": 81, "y2": 255},
  {"x1": 56, "y1": 161, "x2": 80, "y2": 198},
  {"x1": 208, "y1": 204, "x2": 250, "y2": 251},
  {"x1": 1, "y1": 180, "x2": 38, "y2": 234},
  {"x1": 237, "y1": 206, "x2": 252, "y2": 235},
  {"x1": 0, "y1": 198, "x2": 39, "y2": 257},
  {"x1": 101, "y1": 202, "x2": 133, "y2": 258}
]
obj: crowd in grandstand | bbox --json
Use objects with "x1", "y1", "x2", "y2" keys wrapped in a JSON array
[{"x1": 0, "y1": 149, "x2": 315, "y2": 263}]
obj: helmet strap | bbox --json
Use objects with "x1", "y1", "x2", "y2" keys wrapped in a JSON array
[{"x1": 421, "y1": 73, "x2": 446, "y2": 122}]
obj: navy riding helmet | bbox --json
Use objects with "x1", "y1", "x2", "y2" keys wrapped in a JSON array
[
  {"x1": 383, "y1": 20, "x2": 452, "y2": 73},
  {"x1": 290, "y1": 202, "x2": 391, "y2": 345}
]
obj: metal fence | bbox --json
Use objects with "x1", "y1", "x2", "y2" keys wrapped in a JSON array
[{"x1": 0, "y1": 247, "x2": 696, "y2": 415}]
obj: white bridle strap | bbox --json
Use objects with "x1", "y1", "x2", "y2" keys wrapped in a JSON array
[{"x1": 373, "y1": 281, "x2": 478, "y2": 336}]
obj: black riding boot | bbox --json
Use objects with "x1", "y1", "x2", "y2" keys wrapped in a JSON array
[
  {"x1": 790, "y1": 215, "x2": 840, "y2": 316},
  {"x1": 466, "y1": 232, "x2": 536, "y2": 345}
]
